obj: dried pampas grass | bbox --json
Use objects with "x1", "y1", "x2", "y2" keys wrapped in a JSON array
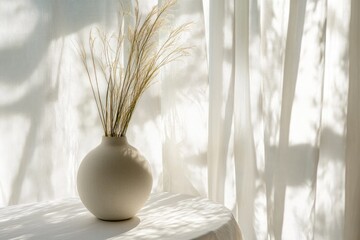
[{"x1": 79, "y1": 0, "x2": 190, "y2": 137}]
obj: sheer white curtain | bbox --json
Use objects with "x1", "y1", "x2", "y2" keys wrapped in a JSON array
[
  {"x1": 0, "y1": 0, "x2": 359, "y2": 239},
  {"x1": 204, "y1": 0, "x2": 360, "y2": 239}
]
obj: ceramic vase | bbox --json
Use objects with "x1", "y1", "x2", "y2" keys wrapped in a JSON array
[{"x1": 77, "y1": 136, "x2": 153, "y2": 221}]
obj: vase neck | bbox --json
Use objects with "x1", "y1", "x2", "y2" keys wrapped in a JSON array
[{"x1": 101, "y1": 136, "x2": 128, "y2": 145}]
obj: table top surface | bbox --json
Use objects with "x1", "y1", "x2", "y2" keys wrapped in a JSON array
[{"x1": 0, "y1": 192, "x2": 242, "y2": 240}]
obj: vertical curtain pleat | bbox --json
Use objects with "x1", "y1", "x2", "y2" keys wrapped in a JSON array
[
  {"x1": 260, "y1": 0, "x2": 289, "y2": 238},
  {"x1": 272, "y1": 0, "x2": 307, "y2": 238},
  {"x1": 208, "y1": 0, "x2": 234, "y2": 204},
  {"x1": 208, "y1": 0, "x2": 227, "y2": 203},
  {"x1": 315, "y1": 0, "x2": 349, "y2": 239},
  {"x1": 233, "y1": 0, "x2": 257, "y2": 239},
  {"x1": 345, "y1": 0, "x2": 360, "y2": 239}
]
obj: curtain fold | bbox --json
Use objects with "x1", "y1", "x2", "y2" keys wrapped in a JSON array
[
  {"x1": 208, "y1": 0, "x2": 233, "y2": 205},
  {"x1": 272, "y1": 0, "x2": 307, "y2": 238},
  {"x1": 233, "y1": 0, "x2": 257, "y2": 239},
  {"x1": 345, "y1": 0, "x2": 360, "y2": 239}
]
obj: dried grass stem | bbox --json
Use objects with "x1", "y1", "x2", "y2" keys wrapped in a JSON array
[{"x1": 79, "y1": 0, "x2": 190, "y2": 137}]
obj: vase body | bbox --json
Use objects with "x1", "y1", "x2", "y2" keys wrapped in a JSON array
[{"x1": 77, "y1": 136, "x2": 153, "y2": 221}]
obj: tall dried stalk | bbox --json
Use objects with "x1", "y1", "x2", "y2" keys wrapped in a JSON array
[{"x1": 79, "y1": 0, "x2": 190, "y2": 137}]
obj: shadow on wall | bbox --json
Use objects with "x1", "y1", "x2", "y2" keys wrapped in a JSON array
[{"x1": 0, "y1": 0, "x2": 109, "y2": 206}]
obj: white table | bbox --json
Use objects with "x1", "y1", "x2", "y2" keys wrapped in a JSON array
[{"x1": 0, "y1": 192, "x2": 242, "y2": 240}]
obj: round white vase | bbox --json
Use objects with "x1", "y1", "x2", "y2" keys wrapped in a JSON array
[{"x1": 77, "y1": 136, "x2": 153, "y2": 221}]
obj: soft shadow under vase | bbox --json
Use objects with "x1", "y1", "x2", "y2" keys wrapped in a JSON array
[{"x1": 77, "y1": 136, "x2": 153, "y2": 221}]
